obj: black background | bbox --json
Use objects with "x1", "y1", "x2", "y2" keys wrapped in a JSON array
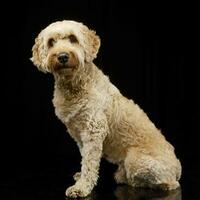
[{"x1": 1, "y1": 1, "x2": 199, "y2": 199}]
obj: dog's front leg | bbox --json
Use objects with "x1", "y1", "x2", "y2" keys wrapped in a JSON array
[{"x1": 66, "y1": 119, "x2": 106, "y2": 198}]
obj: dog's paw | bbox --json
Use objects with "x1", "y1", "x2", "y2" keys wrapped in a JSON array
[
  {"x1": 65, "y1": 184, "x2": 90, "y2": 198},
  {"x1": 73, "y1": 172, "x2": 81, "y2": 181},
  {"x1": 114, "y1": 170, "x2": 127, "y2": 184}
]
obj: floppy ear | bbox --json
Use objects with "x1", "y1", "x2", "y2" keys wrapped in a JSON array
[
  {"x1": 30, "y1": 33, "x2": 47, "y2": 73},
  {"x1": 81, "y1": 25, "x2": 101, "y2": 62}
]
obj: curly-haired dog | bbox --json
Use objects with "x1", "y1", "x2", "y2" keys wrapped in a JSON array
[{"x1": 31, "y1": 20, "x2": 181, "y2": 198}]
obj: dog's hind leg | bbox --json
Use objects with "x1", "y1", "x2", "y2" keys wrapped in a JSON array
[{"x1": 124, "y1": 147, "x2": 180, "y2": 190}]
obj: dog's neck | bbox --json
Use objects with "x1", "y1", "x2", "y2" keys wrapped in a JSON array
[{"x1": 53, "y1": 62, "x2": 97, "y2": 98}]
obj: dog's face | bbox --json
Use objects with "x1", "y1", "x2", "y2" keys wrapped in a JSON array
[{"x1": 31, "y1": 20, "x2": 100, "y2": 74}]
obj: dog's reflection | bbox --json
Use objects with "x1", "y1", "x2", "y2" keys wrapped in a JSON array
[
  {"x1": 77, "y1": 185, "x2": 182, "y2": 200},
  {"x1": 114, "y1": 185, "x2": 182, "y2": 200}
]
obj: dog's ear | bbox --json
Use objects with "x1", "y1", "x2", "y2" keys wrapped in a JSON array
[
  {"x1": 30, "y1": 34, "x2": 47, "y2": 73},
  {"x1": 81, "y1": 25, "x2": 101, "y2": 62}
]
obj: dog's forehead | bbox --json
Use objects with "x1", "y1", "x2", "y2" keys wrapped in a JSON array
[{"x1": 41, "y1": 20, "x2": 83, "y2": 38}]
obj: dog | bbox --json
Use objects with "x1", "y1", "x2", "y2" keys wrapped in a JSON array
[{"x1": 31, "y1": 20, "x2": 181, "y2": 198}]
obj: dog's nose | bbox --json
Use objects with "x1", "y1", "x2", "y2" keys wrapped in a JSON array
[{"x1": 58, "y1": 52, "x2": 69, "y2": 64}]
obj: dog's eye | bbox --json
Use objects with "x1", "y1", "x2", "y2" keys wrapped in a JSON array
[
  {"x1": 47, "y1": 38, "x2": 55, "y2": 48},
  {"x1": 68, "y1": 34, "x2": 78, "y2": 43}
]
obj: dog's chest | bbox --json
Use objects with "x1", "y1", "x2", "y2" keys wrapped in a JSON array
[{"x1": 52, "y1": 91, "x2": 87, "y2": 125}]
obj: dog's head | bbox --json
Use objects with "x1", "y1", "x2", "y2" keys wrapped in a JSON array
[{"x1": 31, "y1": 20, "x2": 100, "y2": 73}]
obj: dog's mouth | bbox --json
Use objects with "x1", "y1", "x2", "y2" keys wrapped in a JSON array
[
  {"x1": 52, "y1": 62, "x2": 78, "y2": 72},
  {"x1": 57, "y1": 63, "x2": 71, "y2": 69},
  {"x1": 53, "y1": 64, "x2": 73, "y2": 71}
]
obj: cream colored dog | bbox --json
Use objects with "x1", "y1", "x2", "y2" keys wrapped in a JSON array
[{"x1": 31, "y1": 20, "x2": 181, "y2": 198}]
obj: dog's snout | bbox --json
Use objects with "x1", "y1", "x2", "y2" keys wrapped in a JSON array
[{"x1": 58, "y1": 52, "x2": 69, "y2": 64}]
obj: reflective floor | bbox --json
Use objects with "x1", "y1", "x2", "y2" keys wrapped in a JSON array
[
  {"x1": 1, "y1": 164, "x2": 199, "y2": 199},
  {"x1": 87, "y1": 186, "x2": 181, "y2": 200},
  {"x1": 2, "y1": 183, "x2": 182, "y2": 200}
]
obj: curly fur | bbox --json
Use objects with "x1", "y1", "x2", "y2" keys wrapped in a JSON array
[{"x1": 31, "y1": 20, "x2": 181, "y2": 198}]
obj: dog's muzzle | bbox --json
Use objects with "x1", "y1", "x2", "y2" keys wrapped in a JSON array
[{"x1": 57, "y1": 52, "x2": 69, "y2": 64}]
